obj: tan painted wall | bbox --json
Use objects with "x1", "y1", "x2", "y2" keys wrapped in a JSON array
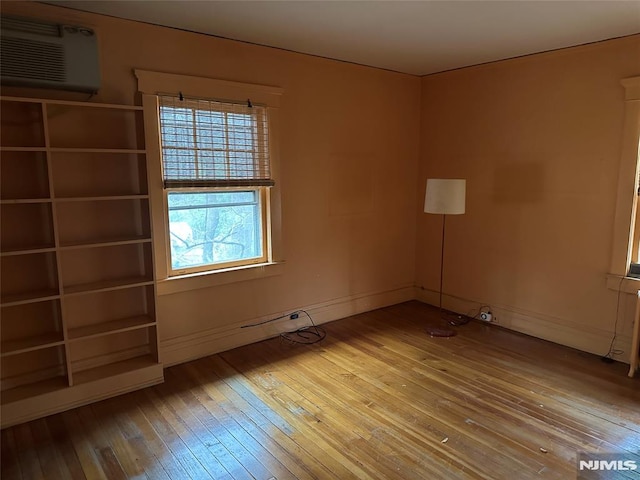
[
  {"x1": 417, "y1": 36, "x2": 640, "y2": 360},
  {"x1": 2, "y1": 2, "x2": 420, "y2": 363}
]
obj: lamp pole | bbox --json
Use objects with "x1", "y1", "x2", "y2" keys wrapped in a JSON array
[{"x1": 439, "y1": 213, "x2": 446, "y2": 316}]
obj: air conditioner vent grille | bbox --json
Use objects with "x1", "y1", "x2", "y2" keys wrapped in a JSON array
[
  {"x1": 1, "y1": 16, "x2": 60, "y2": 37},
  {"x1": 1, "y1": 36, "x2": 66, "y2": 82}
]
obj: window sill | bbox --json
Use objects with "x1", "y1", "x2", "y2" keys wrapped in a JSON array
[
  {"x1": 606, "y1": 274, "x2": 640, "y2": 294},
  {"x1": 157, "y1": 261, "x2": 285, "y2": 296}
]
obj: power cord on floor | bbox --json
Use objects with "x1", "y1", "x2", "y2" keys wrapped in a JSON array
[
  {"x1": 241, "y1": 309, "x2": 326, "y2": 345},
  {"x1": 446, "y1": 304, "x2": 494, "y2": 326},
  {"x1": 280, "y1": 310, "x2": 326, "y2": 345},
  {"x1": 602, "y1": 277, "x2": 625, "y2": 362},
  {"x1": 446, "y1": 312, "x2": 470, "y2": 326}
]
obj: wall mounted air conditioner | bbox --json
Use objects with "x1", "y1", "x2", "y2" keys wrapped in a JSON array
[{"x1": 0, "y1": 15, "x2": 100, "y2": 93}]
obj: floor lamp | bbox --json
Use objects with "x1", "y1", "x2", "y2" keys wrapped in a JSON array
[{"x1": 424, "y1": 179, "x2": 466, "y2": 334}]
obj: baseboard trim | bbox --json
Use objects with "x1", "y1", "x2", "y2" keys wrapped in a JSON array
[
  {"x1": 415, "y1": 288, "x2": 632, "y2": 364},
  {"x1": 160, "y1": 285, "x2": 415, "y2": 366}
]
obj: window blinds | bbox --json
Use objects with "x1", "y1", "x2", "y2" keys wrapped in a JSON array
[{"x1": 158, "y1": 95, "x2": 273, "y2": 188}]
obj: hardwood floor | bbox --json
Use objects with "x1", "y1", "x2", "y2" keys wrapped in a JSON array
[{"x1": 2, "y1": 301, "x2": 639, "y2": 479}]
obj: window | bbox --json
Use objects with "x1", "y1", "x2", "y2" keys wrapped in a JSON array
[
  {"x1": 627, "y1": 140, "x2": 640, "y2": 277},
  {"x1": 608, "y1": 75, "x2": 640, "y2": 291},
  {"x1": 158, "y1": 95, "x2": 273, "y2": 275}
]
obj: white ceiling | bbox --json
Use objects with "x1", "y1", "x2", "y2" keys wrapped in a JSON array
[{"x1": 46, "y1": 1, "x2": 640, "y2": 76}]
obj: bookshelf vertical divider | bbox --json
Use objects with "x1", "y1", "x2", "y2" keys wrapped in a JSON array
[
  {"x1": 41, "y1": 101, "x2": 74, "y2": 388},
  {"x1": 0, "y1": 96, "x2": 163, "y2": 428}
]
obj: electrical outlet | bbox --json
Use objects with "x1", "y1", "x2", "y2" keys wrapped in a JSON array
[
  {"x1": 480, "y1": 311, "x2": 493, "y2": 322},
  {"x1": 290, "y1": 313, "x2": 299, "y2": 320}
]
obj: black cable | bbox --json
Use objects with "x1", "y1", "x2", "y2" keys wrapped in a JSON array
[
  {"x1": 281, "y1": 325, "x2": 327, "y2": 345},
  {"x1": 447, "y1": 312, "x2": 470, "y2": 327},
  {"x1": 280, "y1": 309, "x2": 326, "y2": 345},
  {"x1": 603, "y1": 277, "x2": 625, "y2": 360},
  {"x1": 241, "y1": 313, "x2": 289, "y2": 328},
  {"x1": 448, "y1": 303, "x2": 495, "y2": 326},
  {"x1": 241, "y1": 309, "x2": 326, "y2": 345}
]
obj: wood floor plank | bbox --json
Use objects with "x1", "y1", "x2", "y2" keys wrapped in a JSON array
[
  {"x1": 364, "y1": 310, "x2": 640, "y2": 436},
  {"x1": 2, "y1": 301, "x2": 638, "y2": 480},
  {"x1": 12, "y1": 422, "x2": 45, "y2": 480},
  {"x1": 217, "y1": 353, "x2": 394, "y2": 478},
  {"x1": 60, "y1": 410, "x2": 109, "y2": 480},
  {"x1": 366, "y1": 307, "x2": 640, "y2": 445},
  {"x1": 120, "y1": 398, "x2": 193, "y2": 479},
  {"x1": 29, "y1": 418, "x2": 73, "y2": 480},
  {"x1": 205, "y1": 354, "x2": 375, "y2": 479},
  {"x1": 71, "y1": 404, "x2": 137, "y2": 479},
  {"x1": 348, "y1": 308, "x2": 640, "y2": 438},
  {"x1": 333, "y1": 318, "x2": 606, "y2": 448},
  {"x1": 152, "y1": 372, "x2": 253, "y2": 480},
  {"x1": 185, "y1": 360, "x2": 333, "y2": 480},
  {"x1": 88, "y1": 400, "x2": 153, "y2": 480},
  {"x1": 164, "y1": 366, "x2": 297, "y2": 480},
  {"x1": 222, "y1": 345, "x2": 464, "y2": 480},
  {"x1": 255, "y1": 334, "x2": 518, "y2": 479},
  {"x1": 134, "y1": 389, "x2": 218, "y2": 480},
  {"x1": 318, "y1": 325, "x2": 571, "y2": 477},
  {"x1": 45, "y1": 415, "x2": 87, "y2": 480},
  {"x1": 384, "y1": 305, "x2": 640, "y2": 425},
  {"x1": 1, "y1": 428, "x2": 23, "y2": 480},
  {"x1": 92, "y1": 398, "x2": 171, "y2": 480}
]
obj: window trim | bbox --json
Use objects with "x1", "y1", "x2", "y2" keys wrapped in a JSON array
[
  {"x1": 165, "y1": 186, "x2": 270, "y2": 277},
  {"x1": 631, "y1": 162, "x2": 640, "y2": 272},
  {"x1": 136, "y1": 70, "x2": 284, "y2": 287},
  {"x1": 608, "y1": 75, "x2": 640, "y2": 291}
]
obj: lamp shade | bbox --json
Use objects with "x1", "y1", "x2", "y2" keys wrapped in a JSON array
[{"x1": 424, "y1": 179, "x2": 466, "y2": 214}]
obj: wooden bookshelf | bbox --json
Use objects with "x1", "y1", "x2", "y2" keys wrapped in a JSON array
[
  {"x1": 0, "y1": 96, "x2": 163, "y2": 428},
  {"x1": 1, "y1": 246, "x2": 57, "y2": 257},
  {"x1": 0, "y1": 198, "x2": 52, "y2": 204},
  {"x1": 68, "y1": 315, "x2": 155, "y2": 341},
  {"x1": 63, "y1": 277, "x2": 154, "y2": 296},
  {"x1": 59, "y1": 236, "x2": 151, "y2": 251},
  {"x1": 72, "y1": 355, "x2": 157, "y2": 386},
  {"x1": 1, "y1": 334, "x2": 65, "y2": 357},
  {"x1": 0, "y1": 147, "x2": 48, "y2": 152},
  {"x1": 0, "y1": 291, "x2": 61, "y2": 308},
  {"x1": 55, "y1": 194, "x2": 149, "y2": 202}
]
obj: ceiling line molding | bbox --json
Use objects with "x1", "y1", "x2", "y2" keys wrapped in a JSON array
[{"x1": 422, "y1": 33, "x2": 640, "y2": 79}]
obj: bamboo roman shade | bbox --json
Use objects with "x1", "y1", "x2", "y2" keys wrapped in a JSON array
[{"x1": 158, "y1": 95, "x2": 273, "y2": 188}]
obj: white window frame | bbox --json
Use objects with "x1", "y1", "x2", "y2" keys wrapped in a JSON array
[
  {"x1": 165, "y1": 186, "x2": 270, "y2": 276},
  {"x1": 608, "y1": 76, "x2": 640, "y2": 293},
  {"x1": 136, "y1": 70, "x2": 284, "y2": 294}
]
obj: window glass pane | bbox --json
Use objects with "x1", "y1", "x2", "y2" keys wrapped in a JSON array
[
  {"x1": 228, "y1": 151, "x2": 253, "y2": 178},
  {"x1": 198, "y1": 150, "x2": 227, "y2": 179},
  {"x1": 160, "y1": 107, "x2": 195, "y2": 148},
  {"x1": 167, "y1": 190, "x2": 262, "y2": 270},
  {"x1": 195, "y1": 111, "x2": 225, "y2": 150},
  {"x1": 227, "y1": 114, "x2": 254, "y2": 150},
  {"x1": 162, "y1": 148, "x2": 195, "y2": 178}
]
